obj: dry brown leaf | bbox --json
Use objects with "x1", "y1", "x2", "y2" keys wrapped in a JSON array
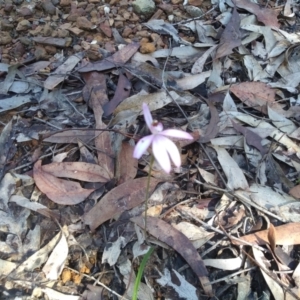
[
  {"x1": 215, "y1": 7, "x2": 241, "y2": 59},
  {"x1": 82, "y1": 177, "x2": 161, "y2": 231},
  {"x1": 268, "y1": 223, "x2": 276, "y2": 251},
  {"x1": 233, "y1": 223, "x2": 300, "y2": 246},
  {"x1": 100, "y1": 20, "x2": 112, "y2": 37},
  {"x1": 43, "y1": 129, "x2": 95, "y2": 144},
  {"x1": 82, "y1": 72, "x2": 114, "y2": 179},
  {"x1": 33, "y1": 160, "x2": 94, "y2": 205},
  {"x1": 103, "y1": 73, "x2": 131, "y2": 117},
  {"x1": 233, "y1": 0, "x2": 280, "y2": 29},
  {"x1": 230, "y1": 82, "x2": 288, "y2": 116},
  {"x1": 131, "y1": 215, "x2": 213, "y2": 297},
  {"x1": 41, "y1": 162, "x2": 110, "y2": 183},
  {"x1": 116, "y1": 142, "x2": 138, "y2": 185},
  {"x1": 289, "y1": 185, "x2": 300, "y2": 199},
  {"x1": 199, "y1": 100, "x2": 220, "y2": 143}
]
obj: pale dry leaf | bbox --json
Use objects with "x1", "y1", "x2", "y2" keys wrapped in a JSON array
[
  {"x1": 252, "y1": 247, "x2": 284, "y2": 300},
  {"x1": 172, "y1": 221, "x2": 214, "y2": 249},
  {"x1": 156, "y1": 268, "x2": 198, "y2": 300},
  {"x1": 42, "y1": 231, "x2": 68, "y2": 280},
  {"x1": 101, "y1": 236, "x2": 126, "y2": 266},
  {"x1": 41, "y1": 287, "x2": 80, "y2": 300},
  {"x1": 44, "y1": 53, "x2": 83, "y2": 90},
  {"x1": 10, "y1": 231, "x2": 61, "y2": 276},
  {"x1": 0, "y1": 95, "x2": 32, "y2": 113},
  {"x1": 268, "y1": 106, "x2": 297, "y2": 134},
  {"x1": 212, "y1": 145, "x2": 249, "y2": 190},
  {"x1": 176, "y1": 71, "x2": 211, "y2": 90},
  {"x1": 204, "y1": 257, "x2": 243, "y2": 271},
  {"x1": 191, "y1": 45, "x2": 217, "y2": 74}
]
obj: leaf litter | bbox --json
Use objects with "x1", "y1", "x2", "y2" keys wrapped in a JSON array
[{"x1": 1, "y1": 0, "x2": 300, "y2": 299}]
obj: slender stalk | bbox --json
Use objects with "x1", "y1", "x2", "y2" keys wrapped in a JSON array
[
  {"x1": 144, "y1": 154, "x2": 154, "y2": 232},
  {"x1": 132, "y1": 246, "x2": 155, "y2": 300},
  {"x1": 131, "y1": 155, "x2": 155, "y2": 300}
]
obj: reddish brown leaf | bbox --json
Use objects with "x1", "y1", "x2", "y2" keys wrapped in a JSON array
[
  {"x1": 199, "y1": 100, "x2": 220, "y2": 143},
  {"x1": 99, "y1": 20, "x2": 112, "y2": 37},
  {"x1": 103, "y1": 73, "x2": 131, "y2": 116},
  {"x1": 82, "y1": 177, "x2": 161, "y2": 231},
  {"x1": 231, "y1": 119, "x2": 266, "y2": 154},
  {"x1": 268, "y1": 223, "x2": 276, "y2": 252},
  {"x1": 233, "y1": 0, "x2": 280, "y2": 29},
  {"x1": 289, "y1": 185, "x2": 300, "y2": 199},
  {"x1": 230, "y1": 82, "x2": 286, "y2": 116},
  {"x1": 116, "y1": 142, "x2": 138, "y2": 185},
  {"x1": 215, "y1": 6, "x2": 241, "y2": 59},
  {"x1": 41, "y1": 162, "x2": 110, "y2": 183},
  {"x1": 232, "y1": 223, "x2": 300, "y2": 246},
  {"x1": 131, "y1": 216, "x2": 213, "y2": 297},
  {"x1": 82, "y1": 72, "x2": 114, "y2": 179},
  {"x1": 78, "y1": 42, "x2": 140, "y2": 73},
  {"x1": 33, "y1": 160, "x2": 94, "y2": 205}
]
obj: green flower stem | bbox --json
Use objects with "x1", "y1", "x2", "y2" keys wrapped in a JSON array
[
  {"x1": 132, "y1": 246, "x2": 155, "y2": 300},
  {"x1": 144, "y1": 154, "x2": 154, "y2": 232},
  {"x1": 131, "y1": 154, "x2": 155, "y2": 300}
]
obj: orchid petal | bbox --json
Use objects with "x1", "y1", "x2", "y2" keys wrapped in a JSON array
[
  {"x1": 152, "y1": 136, "x2": 171, "y2": 173},
  {"x1": 163, "y1": 137, "x2": 181, "y2": 167},
  {"x1": 160, "y1": 129, "x2": 194, "y2": 140},
  {"x1": 142, "y1": 103, "x2": 153, "y2": 130},
  {"x1": 133, "y1": 135, "x2": 154, "y2": 159}
]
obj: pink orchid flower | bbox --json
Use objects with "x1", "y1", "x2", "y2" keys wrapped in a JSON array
[{"x1": 133, "y1": 103, "x2": 193, "y2": 173}]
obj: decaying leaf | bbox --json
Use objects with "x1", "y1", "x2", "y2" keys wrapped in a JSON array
[
  {"x1": 233, "y1": 0, "x2": 280, "y2": 29},
  {"x1": 231, "y1": 119, "x2": 266, "y2": 154},
  {"x1": 215, "y1": 7, "x2": 241, "y2": 59},
  {"x1": 131, "y1": 215, "x2": 213, "y2": 297},
  {"x1": 103, "y1": 73, "x2": 131, "y2": 116},
  {"x1": 230, "y1": 82, "x2": 284, "y2": 116},
  {"x1": 82, "y1": 177, "x2": 161, "y2": 231},
  {"x1": 33, "y1": 160, "x2": 94, "y2": 205}
]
